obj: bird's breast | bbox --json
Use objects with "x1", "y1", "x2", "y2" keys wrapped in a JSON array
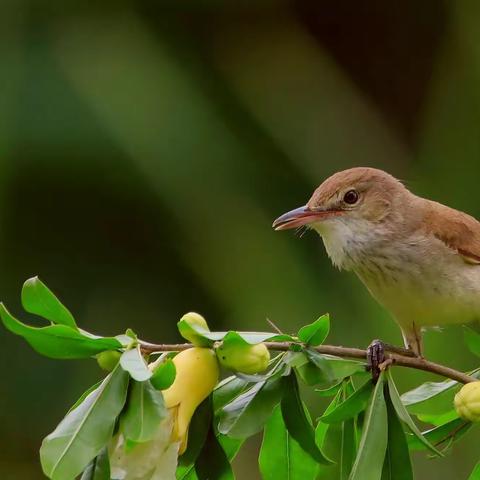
[
  {"x1": 352, "y1": 235, "x2": 480, "y2": 327},
  {"x1": 315, "y1": 219, "x2": 480, "y2": 327}
]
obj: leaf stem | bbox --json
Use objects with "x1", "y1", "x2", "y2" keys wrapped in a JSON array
[{"x1": 139, "y1": 341, "x2": 476, "y2": 384}]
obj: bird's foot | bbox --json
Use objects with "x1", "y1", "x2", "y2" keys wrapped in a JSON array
[
  {"x1": 367, "y1": 339, "x2": 386, "y2": 383},
  {"x1": 367, "y1": 340, "x2": 415, "y2": 382}
]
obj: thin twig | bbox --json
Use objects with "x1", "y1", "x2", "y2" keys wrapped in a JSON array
[
  {"x1": 434, "y1": 421, "x2": 470, "y2": 448},
  {"x1": 139, "y1": 340, "x2": 476, "y2": 384},
  {"x1": 266, "y1": 318, "x2": 283, "y2": 335}
]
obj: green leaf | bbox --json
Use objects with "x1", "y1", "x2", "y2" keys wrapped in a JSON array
[
  {"x1": 281, "y1": 373, "x2": 333, "y2": 465},
  {"x1": 177, "y1": 397, "x2": 212, "y2": 480},
  {"x1": 382, "y1": 389, "x2": 413, "y2": 480},
  {"x1": 316, "y1": 381, "x2": 344, "y2": 397},
  {"x1": 296, "y1": 350, "x2": 334, "y2": 386},
  {"x1": 340, "y1": 418, "x2": 357, "y2": 480},
  {"x1": 120, "y1": 346, "x2": 152, "y2": 381},
  {"x1": 416, "y1": 409, "x2": 459, "y2": 426},
  {"x1": 125, "y1": 328, "x2": 138, "y2": 340},
  {"x1": 151, "y1": 358, "x2": 176, "y2": 390},
  {"x1": 315, "y1": 385, "x2": 358, "y2": 480},
  {"x1": 21, "y1": 276, "x2": 77, "y2": 329},
  {"x1": 407, "y1": 417, "x2": 472, "y2": 452},
  {"x1": 298, "y1": 314, "x2": 330, "y2": 346},
  {"x1": 213, "y1": 376, "x2": 250, "y2": 413},
  {"x1": 321, "y1": 380, "x2": 373, "y2": 424},
  {"x1": 195, "y1": 423, "x2": 234, "y2": 480},
  {"x1": 468, "y1": 460, "x2": 480, "y2": 480},
  {"x1": 68, "y1": 381, "x2": 103, "y2": 414},
  {"x1": 259, "y1": 405, "x2": 318, "y2": 480},
  {"x1": 0, "y1": 303, "x2": 122, "y2": 359},
  {"x1": 234, "y1": 370, "x2": 280, "y2": 383},
  {"x1": 217, "y1": 434, "x2": 243, "y2": 462},
  {"x1": 298, "y1": 349, "x2": 368, "y2": 389},
  {"x1": 176, "y1": 323, "x2": 294, "y2": 346},
  {"x1": 179, "y1": 394, "x2": 239, "y2": 480},
  {"x1": 115, "y1": 334, "x2": 136, "y2": 347},
  {"x1": 217, "y1": 374, "x2": 285, "y2": 438},
  {"x1": 80, "y1": 447, "x2": 110, "y2": 480},
  {"x1": 307, "y1": 351, "x2": 365, "y2": 382},
  {"x1": 177, "y1": 318, "x2": 214, "y2": 347},
  {"x1": 40, "y1": 365, "x2": 129, "y2": 480},
  {"x1": 465, "y1": 327, "x2": 480, "y2": 357},
  {"x1": 349, "y1": 372, "x2": 388, "y2": 480},
  {"x1": 315, "y1": 390, "x2": 343, "y2": 449},
  {"x1": 121, "y1": 380, "x2": 166, "y2": 443},
  {"x1": 400, "y1": 377, "x2": 459, "y2": 416},
  {"x1": 296, "y1": 361, "x2": 332, "y2": 386},
  {"x1": 284, "y1": 351, "x2": 309, "y2": 368},
  {"x1": 386, "y1": 371, "x2": 443, "y2": 457},
  {"x1": 400, "y1": 370, "x2": 480, "y2": 417},
  {"x1": 221, "y1": 330, "x2": 294, "y2": 345}
]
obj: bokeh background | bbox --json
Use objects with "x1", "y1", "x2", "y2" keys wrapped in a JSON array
[{"x1": 1, "y1": 0, "x2": 480, "y2": 478}]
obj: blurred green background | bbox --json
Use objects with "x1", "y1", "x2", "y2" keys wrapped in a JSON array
[{"x1": 1, "y1": 0, "x2": 480, "y2": 478}]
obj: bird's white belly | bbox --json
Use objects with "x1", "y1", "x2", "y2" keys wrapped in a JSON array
[
  {"x1": 356, "y1": 242, "x2": 480, "y2": 329},
  {"x1": 315, "y1": 218, "x2": 480, "y2": 329}
]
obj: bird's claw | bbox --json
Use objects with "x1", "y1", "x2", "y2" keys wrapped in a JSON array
[{"x1": 367, "y1": 339, "x2": 385, "y2": 383}]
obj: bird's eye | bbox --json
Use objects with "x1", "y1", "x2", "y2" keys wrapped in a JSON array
[{"x1": 343, "y1": 189, "x2": 359, "y2": 205}]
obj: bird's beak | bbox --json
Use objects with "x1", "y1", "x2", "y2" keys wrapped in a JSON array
[{"x1": 272, "y1": 205, "x2": 343, "y2": 231}]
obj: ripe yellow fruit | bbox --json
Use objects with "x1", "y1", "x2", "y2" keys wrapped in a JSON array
[
  {"x1": 178, "y1": 312, "x2": 211, "y2": 347},
  {"x1": 216, "y1": 342, "x2": 270, "y2": 374},
  {"x1": 454, "y1": 381, "x2": 480, "y2": 422},
  {"x1": 162, "y1": 347, "x2": 219, "y2": 454}
]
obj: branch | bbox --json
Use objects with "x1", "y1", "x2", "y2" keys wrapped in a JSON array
[{"x1": 139, "y1": 340, "x2": 476, "y2": 384}]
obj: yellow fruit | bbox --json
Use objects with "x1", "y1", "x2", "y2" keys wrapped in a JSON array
[
  {"x1": 216, "y1": 342, "x2": 270, "y2": 374},
  {"x1": 162, "y1": 347, "x2": 219, "y2": 454},
  {"x1": 454, "y1": 381, "x2": 480, "y2": 422},
  {"x1": 96, "y1": 350, "x2": 121, "y2": 371},
  {"x1": 178, "y1": 312, "x2": 211, "y2": 347}
]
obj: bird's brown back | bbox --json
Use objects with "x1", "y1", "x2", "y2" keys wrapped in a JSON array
[{"x1": 421, "y1": 199, "x2": 480, "y2": 264}]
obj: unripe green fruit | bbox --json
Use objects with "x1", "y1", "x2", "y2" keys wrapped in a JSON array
[
  {"x1": 454, "y1": 381, "x2": 480, "y2": 422},
  {"x1": 181, "y1": 312, "x2": 208, "y2": 331},
  {"x1": 178, "y1": 312, "x2": 211, "y2": 347},
  {"x1": 97, "y1": 350, "x2": 121, "y2": 371},
  {"x1": 216, "y1": 342, "x2": 270, "y2": 374}
]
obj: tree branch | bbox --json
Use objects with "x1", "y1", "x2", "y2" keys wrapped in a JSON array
[{"x1": 139, "y1": 340, "x2": 476, "y2": 384}]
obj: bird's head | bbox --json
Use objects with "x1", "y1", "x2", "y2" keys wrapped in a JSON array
[{"x1": 273, "y1": 167, "x2": 409, "y2": 268}]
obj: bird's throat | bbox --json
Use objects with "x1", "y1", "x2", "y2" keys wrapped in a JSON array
[{"x1": 313, "y1": 218, "x2": 380, "y2": 271}]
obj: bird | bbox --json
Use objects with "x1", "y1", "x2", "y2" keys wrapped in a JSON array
[{"x1": 272, "y1": 167, "x2": 480, "y2": 358}]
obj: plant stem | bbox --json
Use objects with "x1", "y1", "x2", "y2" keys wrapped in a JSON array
[{"x1": 139, "y1": 340, "x2": 476, "y2": 384}]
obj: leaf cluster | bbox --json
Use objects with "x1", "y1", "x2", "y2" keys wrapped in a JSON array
[{"x1": 3, "y1": 278, "x2": 480, "y2": 479}]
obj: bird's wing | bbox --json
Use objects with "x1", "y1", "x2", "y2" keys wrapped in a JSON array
[{"x1": 423, "y1": 200, "x2": 480, "y2": 264}]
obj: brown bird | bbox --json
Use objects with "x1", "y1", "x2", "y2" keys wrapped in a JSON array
[{"x1": 273, "y1": 167, "x2": 480, "y2": 357}]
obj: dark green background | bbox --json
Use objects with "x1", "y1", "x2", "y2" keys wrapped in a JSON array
[{"x1": 1, "y1": 1, "x2": 480, "y2": 478}]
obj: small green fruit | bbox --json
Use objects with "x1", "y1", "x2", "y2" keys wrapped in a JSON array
[
  {"x1": 97, "y1": 350, "x2": 122, "y2": 371},
  {"x1": 455, "y1": 381, "x2": 480, "y2": 422},
  {"x1": 178, "y1": 312, "x2": 211, "y2": 347},
  {"x1": 216, "y1": 342, "x2": 270, "y2": 374}
]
